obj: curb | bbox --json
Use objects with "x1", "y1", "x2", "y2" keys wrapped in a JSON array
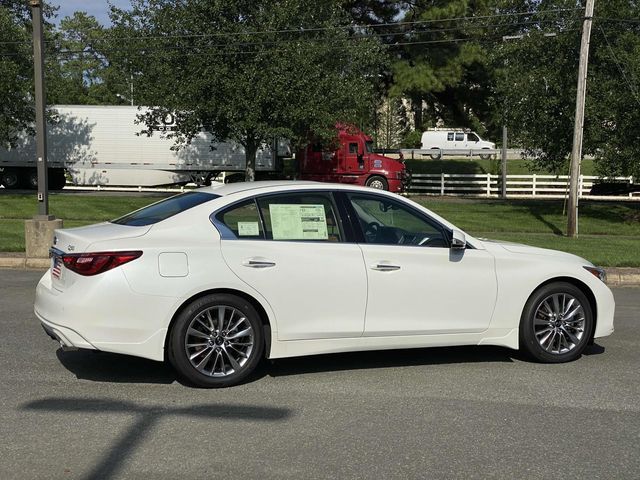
[{"x1": 1, "y1": 253, "x2": 639, "y2": 286}]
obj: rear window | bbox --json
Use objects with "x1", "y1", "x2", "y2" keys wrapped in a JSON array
[{"x1": 112, "y1": 192, "x2": 219, "y2": 226}]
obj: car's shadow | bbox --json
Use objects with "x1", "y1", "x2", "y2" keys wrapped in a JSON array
[
  {"x1": 264, "y1": 345, "x2": 518, "y2": 379},
  {"x1": 56, "y1": 349, "x2": 177, "y2": 384},
  {"x1": 56, "y1": 343, "x2": 606, "y2": 385}
]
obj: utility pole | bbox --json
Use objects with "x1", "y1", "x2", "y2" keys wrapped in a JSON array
[
  {"x1": 567, "y1": 0, "x2": 595, "y2": 237},
  {"x1": 25, "y1": 0, "x2": 62, "y2": 260},
  {"x1": 30, "y1": 0, "x2": 49, "y2": 217}
]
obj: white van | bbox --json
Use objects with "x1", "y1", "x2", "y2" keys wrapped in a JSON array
[{"x1": 420, "y1": 128, "x2": 495, "y2": 159}]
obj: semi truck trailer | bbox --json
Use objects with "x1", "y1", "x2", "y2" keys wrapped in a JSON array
[{"x1": 0, "y1": 105, "x2": 408, "y2": 192}]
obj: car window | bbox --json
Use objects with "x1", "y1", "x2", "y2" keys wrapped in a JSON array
[
  {"x1": 347, "y1": 194, "x2": 447, "y2": 247},
  {"x1": 447, "y1": 132, "x2": 454, "y2": 141},
  {"x1": 455, "y1": 132, "x2": 464, "y2": 141},
  {"x1": 348, "y1": 142, "x2": 359, "y2": 154},
  {"x1": 217, "y1": 200, "x2": 264, "y2": 239},
  {"x1": 257, "y1": 193, "x2": 342, "y2": 242},
  {"x1": 467, "y1": 132, "x2": 479, "y2": 142},
  {"x1": 112, "y1": 192, "x2": 219, "y2": 226}
]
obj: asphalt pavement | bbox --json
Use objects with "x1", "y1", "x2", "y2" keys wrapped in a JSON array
[{"x1": 1, "y1": 270, "x2": 638, "y2": 479}]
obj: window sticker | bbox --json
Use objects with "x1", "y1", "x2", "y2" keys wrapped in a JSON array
[
  {"x1": 237, "y1": 221, "x2": 260, "y2": 236},
  {"x1": 270, "y1": 204, "x2": 328, "y2": 240}
]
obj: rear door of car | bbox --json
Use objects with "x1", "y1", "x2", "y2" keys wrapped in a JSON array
[{"x1": 216, "y1": 191, "x2": 367, "y2": 341}]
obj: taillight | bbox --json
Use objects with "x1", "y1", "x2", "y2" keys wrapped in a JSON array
[{"x1": 62, "y1": 251, "x2": 142, "y2": 276}]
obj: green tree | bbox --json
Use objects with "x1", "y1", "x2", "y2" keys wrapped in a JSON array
[
  {"x1": 492, "y1": 0, "x2": 640, "y2": 178},
  {"x1": 47, "y1": 12, "x2": 114, "y2": 105},
  {"x1": 0, "y1": 2, "x2": 34, "y2": 148},
  {"x1": 109, "y1": 0, "x2": 387, "y2": 181},
  {"x1": 388, "y1": 0, "x2": 498, "y2": 132}
]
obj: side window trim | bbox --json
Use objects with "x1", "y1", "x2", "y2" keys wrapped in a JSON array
[
  {"x1": 343, "y1": 192, "x2": 452, "y2": 248},
  {"x1": 210, "y1": 198, "x2": 265, "y2": 240}
]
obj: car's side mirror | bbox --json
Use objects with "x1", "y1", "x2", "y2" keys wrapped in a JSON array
[{"x1": 451, "y1": 229, "x2": 466, "y2": 250}]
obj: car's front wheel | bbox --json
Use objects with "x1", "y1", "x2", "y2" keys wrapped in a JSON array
[
  {"x1": 520, "y1": 282, "x2": 593, "y2": 363},
  {"x1": 520, "y1": 282, "x2": 594, "y2": 363},
  {"x1": 168, "y1": 294, "x2": 264, "y2": 387}
]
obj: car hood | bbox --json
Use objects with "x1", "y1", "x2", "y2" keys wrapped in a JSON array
[
  {"x1": 52, "y1": 222, "x2": 152, "y2": 254},
  {"x1": 479, "y1": 238, "x2": 592, "y2": 265}
]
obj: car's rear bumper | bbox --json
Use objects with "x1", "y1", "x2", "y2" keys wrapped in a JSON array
[{"x1": 35, "y1": 269, "x2": 175, "y2": 362}]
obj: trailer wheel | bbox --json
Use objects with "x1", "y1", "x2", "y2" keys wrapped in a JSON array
[
  {"x1": 365, "y1": 175, "x2": 388, "y2": 190},
  {"x1": 1, "y1": 168, "x2": 23, "y2": 189},
  {"x1": 429, "y1": 149, "x2": 442, "y2": 160},
  {"x1": 27, "y1": 169, "x2": 39, "y2": 189}
]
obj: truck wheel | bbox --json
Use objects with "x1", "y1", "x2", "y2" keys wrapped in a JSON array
[
  {"x1": 479, "y1": 150, "x2": 492, "y2": 160},
  {"x1": 366, "y1": 175, "x2": 388, "y2": 190},
  {"x1": 27, "y1": 169, "x2": 39, "y2": 189},
  {"x1": 429, "y1": 149, "x2": 442, "y2": 160},
  {"x1": 1, "y1": 168, "x2": 23, "y2": 189}
]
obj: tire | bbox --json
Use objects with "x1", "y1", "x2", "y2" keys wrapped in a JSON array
[
  {"x1": 479, "y1": 150, "x2": 491, "y2": 160},
  {"x1": 27, "y1": 169, "x2": 39, "y2": 189},
  {"x1": 519, "y1": 282, "x2": 594, "y2": 363},
  {"x1": 365, "y1": 175, "x2": 388, "y2": 190},
  {"x1": 1, "y1": 168, "x2": 23, "y2": 189},
  {"x1": 429, "y1": 148, "x2": 442, "y2": 160},
  {"x1": 168, "y1": 294, "x2": 264, "y2": 388}
]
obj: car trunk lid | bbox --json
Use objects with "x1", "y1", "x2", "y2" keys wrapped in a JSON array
[{"x1": 50, "y1": 222, "x2": 151, "y2": 291}]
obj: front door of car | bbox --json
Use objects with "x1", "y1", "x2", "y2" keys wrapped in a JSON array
[
  {"x1": 216, "y1": 192, "x2": 367, "y2": 341},
  {"x1": 344, "y1": 193, "x2": 497, "y2": 336}
]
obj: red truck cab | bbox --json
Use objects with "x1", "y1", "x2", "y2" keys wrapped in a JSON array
[{"x1": 297, "y1": 125, "x2": 409, "y2": 192}]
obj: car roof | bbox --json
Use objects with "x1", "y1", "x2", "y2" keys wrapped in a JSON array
[{"x1": 197, "y1": 180, "x2": 365, "y2": 197}]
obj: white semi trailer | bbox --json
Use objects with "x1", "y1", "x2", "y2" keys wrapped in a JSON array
[{"x1": 0, "y1": 105, "x2": 289, "y2": 189}]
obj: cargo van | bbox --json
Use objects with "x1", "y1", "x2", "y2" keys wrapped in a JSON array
[{"x1": 420, "y1": 128, "x2": 495, "y2": 159}]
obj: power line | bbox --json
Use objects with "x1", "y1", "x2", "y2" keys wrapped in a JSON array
[
  {"x1": 0, "y1": 8, "x2": 584, "y2": 46},
  {"x1": 598, "y1": 24, "x2": 640, "y2": 107}
]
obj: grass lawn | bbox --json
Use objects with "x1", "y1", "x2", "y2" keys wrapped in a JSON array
[
  {"x1": 414, "y1": 197, "x2": 640, "y2": 267},
  {"x1": 1, "y1": 192, "x2": 638, "y2": 267}
]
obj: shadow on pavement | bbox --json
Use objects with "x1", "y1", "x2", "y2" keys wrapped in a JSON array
[
  {"x1": 21, "y1": 397, "x2": 291, "y2": 480},
  {"x1": 266, "y1": 345, "x2": 518, "y2": 378}
]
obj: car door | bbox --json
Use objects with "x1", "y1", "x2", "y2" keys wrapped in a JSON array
[
  {"x1": 343, "y1": 192, "x2": 497, "y2": 336},
  {"x1": 216, "y1": 191, "x2": 367, "y2": 341}
]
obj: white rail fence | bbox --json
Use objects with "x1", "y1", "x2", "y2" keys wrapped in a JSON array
[{"x1": 407, "y1": 173, "x2": 638, "y2": 199}]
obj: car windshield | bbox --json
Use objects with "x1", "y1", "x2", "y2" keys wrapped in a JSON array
[{"x1": 112, "y1": 191, "x2": 219, "y2": 226}]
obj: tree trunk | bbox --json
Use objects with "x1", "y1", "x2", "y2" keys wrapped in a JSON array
[
  {"x1": 245, "y1": 137, "x2": 257, "y2": 182},
  {"x1": 411, "y1": 95, "x2": 423, "y2": 130}
]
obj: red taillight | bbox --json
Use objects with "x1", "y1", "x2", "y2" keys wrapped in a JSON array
[{"x1": 62, "y1": 251, "x2": 143, "y2": 276}]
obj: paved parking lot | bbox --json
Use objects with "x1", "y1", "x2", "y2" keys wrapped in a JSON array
[{"x1": 1, "y1": 270, "x2": 639, "y2": 479}]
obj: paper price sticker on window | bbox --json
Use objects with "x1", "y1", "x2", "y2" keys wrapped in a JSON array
[
  {"x1": 237, "y1": 222, "x2": 260, "y2": 236},
  {"x1": 270, "y1": 204, "x2": 328, "y2": 240}
]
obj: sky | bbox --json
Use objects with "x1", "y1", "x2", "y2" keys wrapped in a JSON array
[{"x1": 50, "y1": 0, "x2": 132, "y2": 25}]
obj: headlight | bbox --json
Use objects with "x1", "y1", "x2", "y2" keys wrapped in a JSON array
[{"x1": 584, "y1": 266, "x2": 606, "y2": 283}]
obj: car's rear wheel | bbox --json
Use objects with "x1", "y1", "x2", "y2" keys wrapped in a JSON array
[
  {"x1": 520, "y1": 282, "x2": 593, "y2": 363},
  {"x1": 168, "y1": 294, "x2": 264, "y2": 387}
]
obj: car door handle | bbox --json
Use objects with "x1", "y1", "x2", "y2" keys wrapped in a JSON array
[
  {"x1": 371, "y1": 263, "x2": 401, "y2": 272},
  {"x1": 242, "y1": 259, "x2": 276, "y2": 268}
]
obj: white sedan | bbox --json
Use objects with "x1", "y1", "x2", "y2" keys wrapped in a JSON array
[{"x1": 35, "y1": 181, "x2": 615, "y2": 387}]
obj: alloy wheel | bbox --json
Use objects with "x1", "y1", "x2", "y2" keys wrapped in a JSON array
[
  {"x1": 185, "y1": 305, "x2": 255, "y2": 377},
  {"x1": 533, "y1": 293, "x2": 586, "y2": 355}
]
